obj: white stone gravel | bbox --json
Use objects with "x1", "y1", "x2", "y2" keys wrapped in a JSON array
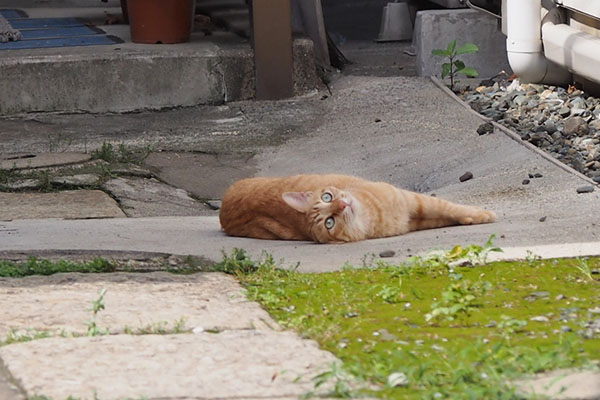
[{"x1": 463, "y1": 79, "x2": 600, "y2": 183}]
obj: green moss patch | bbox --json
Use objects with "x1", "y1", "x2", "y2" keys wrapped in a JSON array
[{"x1": 222, "y1": 244, "x2": 600, "y2": 399}]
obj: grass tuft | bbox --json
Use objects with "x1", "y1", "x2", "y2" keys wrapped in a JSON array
[
  {"x1": 91, "y1": 142, "x2": 151, "y2": 165},
  {"x1": 0, "y1": 257, "x2": 116, "y2": 278}
]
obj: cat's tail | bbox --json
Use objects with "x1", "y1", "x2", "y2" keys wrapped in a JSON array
[{"x1": 407, "y1": 192, "x2": 496, "y2": 232}]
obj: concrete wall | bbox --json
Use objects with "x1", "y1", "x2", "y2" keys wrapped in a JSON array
[
  {"x1": 0, "y1": 38, "x2": 318, "y2": 114},
  {"x1": 415, "y1": 8, "x2": 512, "y2": 79}
]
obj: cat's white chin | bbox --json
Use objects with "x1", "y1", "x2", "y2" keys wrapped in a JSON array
[
  {"x1": 341, "y1": 195, "x2": 356, "y2": 216},
  {"x1": 346, "y1": 195, "x2": 369, "y2": 237},
  {"x1": 345, "y1": 200, "x2": 354, "y2": 215}
]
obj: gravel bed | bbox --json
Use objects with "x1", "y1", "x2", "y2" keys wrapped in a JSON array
[{"x1": 461, "y1": 78, "x2": 600, "y2": 183}]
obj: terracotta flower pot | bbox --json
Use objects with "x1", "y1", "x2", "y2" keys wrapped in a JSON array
[{"x1": 127, "y1": 0, "x2": 195, "y2": 44}]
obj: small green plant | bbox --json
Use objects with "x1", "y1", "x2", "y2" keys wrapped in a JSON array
[
  {"x1": 212, "y1": 248, "x2": 259, "y2": 275},
  {"x1": 425, "y1": 279, "x2": 491, "y2": 322},
  {"x1": 306, "y1": 362, "x2": 355, "y2": 398},
  {"x1": 406, "y1": 234, "x2": 502, "y2": 271},
  {"x1": 46, "y1": 133, "x2": 73, "y2": 153},
  {"x1": 497, "y1": 315, "x2": 528, "y2": 344},
  {"x1": 574, "y1": 258, "x2": 594, "y2": 282},
  {"x1": 525, "y1": 250, "x2": 542, "y2": 266},
  {"x1": 1, "y1": 328, "x2": 52, "y2": 346},
  {"x1": 173, "y1": 317, "x2": 188, "y2": 334},
  {"x1": 91, "y1": 141, "x2": 151, "y2": 165},
  {"x1": 376, "y1": 285, "x2": 403, "y2": 304},
  {"x1": 375, "y1": 277, "x2": 404, "y2": 304},
  {"x1": 130, "y1": 318, "x2": 190, "y2": 335},
  {"x1": 86, "y1": 288, "x2": 108, "y2": 336},
  {"x1": 136, "y1": 321, "x2": 168, "y2": 335},
  {"x1": 35, "y1": 170, "x2": 54, "y2": 192},
  {"x1": 0, "y1": 167, "x2": 16, "y2": 186},
  {"x1": 432, "y1": 40, "x2": 479, "y2": 91},
  {"x1": 212, "y1": 248, "x2": 284, "y2": 276},
  {"x1": 92, "y1": 142, "x2": 118, "y2": 163}
]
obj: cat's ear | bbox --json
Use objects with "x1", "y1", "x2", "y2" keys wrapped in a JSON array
[{"x1": 282, "y1": 191, "x2": 313, "y2": 213}]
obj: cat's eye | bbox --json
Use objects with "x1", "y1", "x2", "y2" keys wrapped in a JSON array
[
  {"x1": 321, "y1": 192, "x2": 333, "y2": 203},
  {"x1": 325, "y1": 216, "x2": 335, "y2": 229}
]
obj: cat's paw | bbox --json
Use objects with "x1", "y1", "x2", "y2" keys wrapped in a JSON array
[
  {"x1": 472, "y1": 210, "x2": 496, "y2": 224},
  {"x1": 480, "y1": 210, "x2": 496, "y2": 223},
  {"x1": 459, "y1": 210, "x2": 496, "y2": 225}
]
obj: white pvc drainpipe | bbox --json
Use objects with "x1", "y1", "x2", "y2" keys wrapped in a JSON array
[
  {"x1": 542, "y1": 11, "x2": 600, "y2": 85},
  {"x1": 505, "y1": 0, "x2": 571, "y2": 85}
]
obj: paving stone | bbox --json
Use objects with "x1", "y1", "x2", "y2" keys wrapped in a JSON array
[
  {"x1": 0, "y1": 331, "x2": 337, "y2": 400},
  {"x1": 51, "y1": 174, "x2": 100, "y2": 186},
  {"x1": 0, "y1": 153, "x2": 91, "y2": 170},
  {"x1": 0, "y1": 273, "x2": 337, "y2": 400},
  {"x1": 1, "y1": 179, "x2": 39, "y2": 191},
  {"x1": 103, "y1": 176, "x2": 214, "y2": 217},
  {"x1": 0, "y1": 190, "x2": 125, "y2": 220},
  {"x1": 515, "y1": 369, "x2": 600, "y2": 400},
  {"x1": 0, "y1": 272, "x2": 276, "y2": 337},
  {"x1": 0, "y1": 365, "x2": 23, "y2": 400},
  {"x1": 143, "y1": 151, "x2": 257, "y2": 200},
  {"x1": 110, "y1": 165, "x2": 154, "y2": 178}
]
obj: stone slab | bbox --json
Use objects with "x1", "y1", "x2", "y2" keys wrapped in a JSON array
[
  {"x1": 414, "y1": 9, "x2": 512, "y2": 79},
  {"x1": 0, "y1": 272, "x2": 276, "y2": 337},
  {"x1": 103, "y1": 176, "x2": 215, "y2": 217},
  {"x1": 0, "y1": 361, "x2": 23, "y2": 400},
  {"x1": 0, "y1": 330, "x2": 337, "y2": 400},
  {"x1": 0, "y1": 190, "x2": 125, "y2": 220},
  {"x1": 51, "y1": 174, "x2": 100, "y2": 187},
  {"x1": 143, "y1": 151, "x2": 257, "y2": 200},
  {"x1": 0, "y1": 152, "x2": 91, "y2": 170},
  {"x1": 515, "y1": 369, "x2": 600, "y2": 400}
]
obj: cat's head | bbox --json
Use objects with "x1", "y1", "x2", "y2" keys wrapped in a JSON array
[{"x1": 282, "y1": 186, "x2": 366, "y2": 243}]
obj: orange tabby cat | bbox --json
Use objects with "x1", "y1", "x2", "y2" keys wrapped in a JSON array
[{"x1": 219, "y1": 174, "x2": 496, "y2": 243}]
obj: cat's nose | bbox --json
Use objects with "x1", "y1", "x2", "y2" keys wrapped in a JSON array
[{"x1": 336, "y1": 199, "x2": 349, "y2": 211}]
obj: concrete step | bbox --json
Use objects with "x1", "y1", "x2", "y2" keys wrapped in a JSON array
[{"x1": 0, "y1": 7, "x2": 319, "y2": 114}]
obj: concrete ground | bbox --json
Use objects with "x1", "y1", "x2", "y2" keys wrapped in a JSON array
[
  {"x1": 1, "y1": 74, "x2": 599, "y2": 271},
  {"x1": 2, "y1": 76, "x2": 600, "y2": 400},
  {"x1": 1, "y1": 8, "x2": 600, "y2": 398}
]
